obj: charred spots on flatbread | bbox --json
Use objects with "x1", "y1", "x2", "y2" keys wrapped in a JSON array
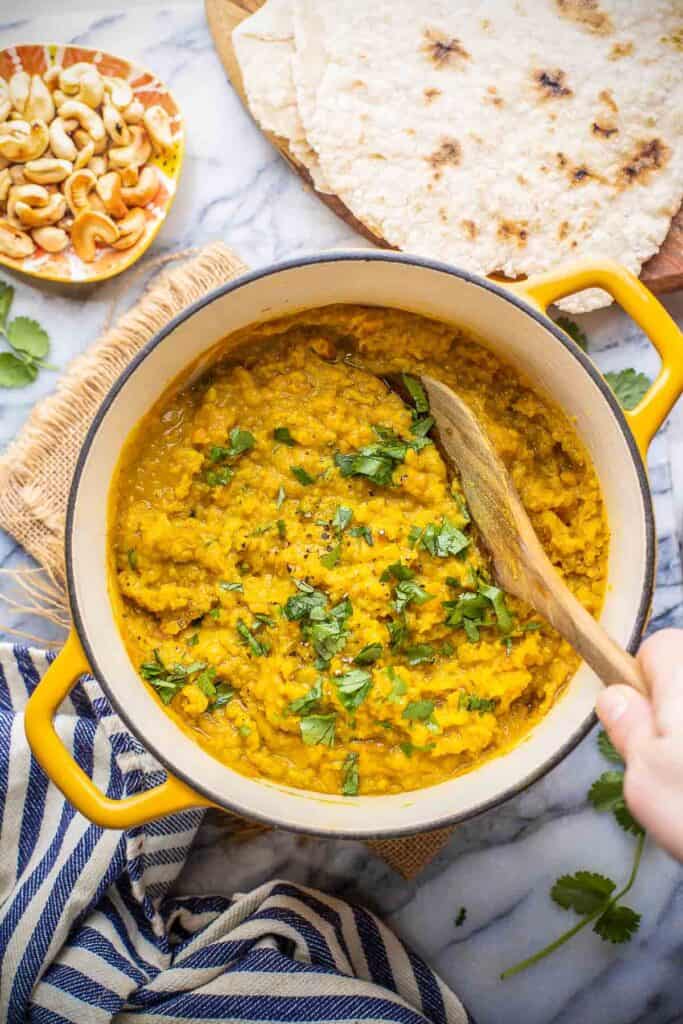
[
  {"x1": 427, "y1": 137, "x2": 462, "y2": 178},
  {"x1": 609, "y1": 40, "x2": 634, "y2": 59},
  {"x1": 485, "y1": 85, "x2": 504, "y2": 107},
  {"x1": 619, "y1": 139, "x2": 671, "y2": 186},
  {"x1": 534, "y1": 69, "x2": 573, "y2": 99},
  {"x1": 592, "y1": 121, "x2": 618, "y2": 138},
  {"x1": 497, "y1": 219, "x2": 529, "y2": 246},
  {"x1": 555, "y1": 0, "x2": 613, "y2": 35},
  {"x1": 558, "y1": 221, "x2": 571, "y2": 241},
  {"x1": 462, "y1": 219, "x2": 478, "y2": 239},
  {"x1": 423, "y1": 87, "x2": 442, "y2": 103},
  {"x1": 598, "y1": 89, "x2": 618, "y2": 113},
  {"x1": 422, "y1": 28, "x2": 470, "y2": 68},
  {"x1": 556, "y1": 152, "x2": 601, "y2": 184}
]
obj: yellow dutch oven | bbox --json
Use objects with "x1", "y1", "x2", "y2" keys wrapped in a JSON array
[{"x1": 24, "y1": 254, "x2": 683, "y2": 836}]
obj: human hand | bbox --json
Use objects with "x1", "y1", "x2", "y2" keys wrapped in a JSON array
[{"x1": 596, "y1": 628, "x2": 683, "y2": 862}]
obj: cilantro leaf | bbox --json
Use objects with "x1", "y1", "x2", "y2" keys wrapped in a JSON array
[
  {"x1": 386, "y1": 666, "x2": 408, "y2": 702},
  {"x1": 604, "y1": 368, "x2": 651, "y2": 411},
  {"x1": 320, "y1": 543, "x2": 341, "y2": 569},
  {"x1": 0, "y1": 281, "x2": 14, "y2": 332},
  {"x1": 291, "y1": 466, "x2": 316, "y2": 486},
  {"x1": 236, "y1": 618, "x2": 269, "y2": 657},
  {"x1": 403, "y1": 699, "x2": 435, "y2": 722},
  {"x1": 459, "y1": 693, "x2": 497, "y2": 714},
  {"x1": 386, "y1": 615, "x2": 408, "y2": 649},
  {"x1": 353, "y1": 642, "x2": 383, "y2": 665},
  {"x1": 6, "y1": 316, "x2": 49, "y2": 360},
  {"x1": 588, "y1": 771, "x2": 625, "y2": 813},
  {"x1": 400, "y1": 740, "x2": 435, "y2": 757},
  {"x1": 342, "y1": 752, "x2": 360, "y2": 795},
  {"x1": 300, "y1": 713, "x2": 336, "y2": 747},
  {"x1": 219, "y1": 581, "x2": 243, "y2": 592},
  {"x1": 205, "y1": 466, "x2": 234, "y2": 487},
  {"x1": 555, "y1": 316, "x2": 588, "y2": 351},
  {"x1": 402, "y1": 373, "x2": 429, "y2": 415},
  {"x1": 593, "y1": 903, "x2": 641, "y2": 944},
  {"x1": 276, "y1": 485, "x2": 287, "y2": 508},
  {"x1": 419, "y1": 517, "x2": 470, "y2": 558},
  {"x1": 394, "y1": 579, "x2": 433, "y2": 613},
  {"x1": 479, "y1": 584, "x2": 514, "y2": 633},
  {"x1": 349, "y1": 524, "x2": 373, "y2": 546},
  {"x1": 127, "y1": 548, "x2": 138, "y2": 571},
  {"x1": 614, "y1": 802, "x2": 645, "y2": 837},
  {"x1": 334, "y1": 450, "x2": 395, "y2": 486},
  {"x1": 288, "y1": 677, "x2": 323, "y2": 716},
  {"x1": 597, "y1": 730, "x2": 623, "y2": 765},
  {"x1": 551, "y1": 872, "x2": 616, "y2": 915},
  {"x1": 332, "y1": 506, "x2": 353, "y2": 533},
  {"x1": 380, "y1": 561, "x2": 415, "y2": 583},
  {"x1": 334, "y1": 669, "x2": 373, "y2": 711},
  {"x1": 212, "y1": 683, "x2": 235, "y2": 709},
  {"x1": 402, "y1": 644, "x2": 436, "y2": 666},
  {"x1": 0, "y1": 352, "x2": 38, "y2": 388},
  {"x1": 273, "y1": 426, "x2": 297, "y2": 446}
]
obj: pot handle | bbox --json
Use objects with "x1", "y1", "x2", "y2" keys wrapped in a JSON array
[
  {"x1": 24, "y1": 629, "x2": 211, "y2": 828},
  {"x1": 510, "y1": 259, "x2": 683, "y2": 456}
]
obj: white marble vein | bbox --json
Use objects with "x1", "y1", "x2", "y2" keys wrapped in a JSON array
[{"x1": 1, "y1": 5, "x2": 682, "y2": 1023}]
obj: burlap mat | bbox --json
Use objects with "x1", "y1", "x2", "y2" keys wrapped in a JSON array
[{"x1": 0, "y1": 242, "x2": 454, "y2": 877}]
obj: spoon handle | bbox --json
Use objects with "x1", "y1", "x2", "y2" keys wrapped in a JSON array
[{"x1": 538, "y1": 574, "x2": 649, "y2": 696}]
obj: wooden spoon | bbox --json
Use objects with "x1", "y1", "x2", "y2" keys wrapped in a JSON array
[{"x1": 400, "y1": 374, "x2": 648, "y2": 695}]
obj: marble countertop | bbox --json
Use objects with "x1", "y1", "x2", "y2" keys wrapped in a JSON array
[{"x1": 1, "y1": 4, "x2": 682, "y2": 1022}]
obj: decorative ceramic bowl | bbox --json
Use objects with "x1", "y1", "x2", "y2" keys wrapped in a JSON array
[{"x1": 0, "y1": 43, "x2": 183, "y2": 284}]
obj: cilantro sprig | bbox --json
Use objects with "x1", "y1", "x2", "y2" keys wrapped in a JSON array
[
  {"x1": 501, "y1": 730, "x2": 644, "y2": 979},
  {"x1": 0, "y1": 280, "x2": 54, "y2": 388},
  {"x1": 283, "y1": 579, "x2": 352, "y2": 667},
  {"x1": 604, "y1": 368, "x2": 651, "y2": 411}
]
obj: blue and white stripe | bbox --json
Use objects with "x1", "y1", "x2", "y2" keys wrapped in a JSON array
[{"x1": 0, "y1": 645, "x2": 470, "y2": 1023}]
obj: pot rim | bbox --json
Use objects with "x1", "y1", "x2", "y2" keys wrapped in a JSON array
[{"x1": 65, "y1": 251, "x2": 656, "y2": 836}]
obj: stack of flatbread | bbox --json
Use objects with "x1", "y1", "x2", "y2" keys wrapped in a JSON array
[{"x1": 233, "y1": 0, "x2": 683, "y2": 312}]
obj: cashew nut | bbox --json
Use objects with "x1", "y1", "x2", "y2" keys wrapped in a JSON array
[
  {"x1": 60, "y1": 64, "x2": 105, "y2": 108},
  {"x1": 9, "y1": 73, "x2": 30, "y2": 115},
  {"x1": 7, "y1": 183, "x2": 49, "y2": 224},
  {"x1": 0, "y1": 168, "x2": 11, "y2": 204},
  {"x1": 43, "y1": 66, "x2": 62, "y2": 89},
  {"x1": 143, "y1": 104, "x2": 172, "y2": 153},
  {"x1": 95, "y1": 171, "x2": 127, "y2": 219},
  {"x1": 0, "y1": 218, "x2": 35, "y2": 258},
  {"x1": 70, "y1": 208, "x2": 118, "y2": 261},
  {"x1": 108, "y1": 125, "x2": 151, "y2": 169},
  {"x1": 111, "y1": 207, "x2": 146, "y2": 250},
  {"x1": 122, "y1": 98, "x2": 144, "y2": 124},
  {"x1": 120, "y1": 165, "x2": 138, "y2": 188},
  {"x1": 64, "y1": 168, "x2": 97, "y2": 215},
  {"x1": 121, "y1": 165, "x2": 159, "y2": 207},
  {"x1": 87, "y1": 155, "x2": 107, "y2": 176},
  {"x1": 8, "y1": 164, "x2": 26, "y2": 185},
  {"x1": 57, "y1": 99, "x2": 105, "y2": 143},
  {"x1": 0, "y1": 80, "x2": 10, "y2": 124},
  {"x1": 104, "y1": 76, "x2": 133, "y2": 110},
  {"x1": 24, "y1": 75, "x2": 55, "y2": 122},
  {"x1": 32, "y1": 225, "x2": 69, "y2": 252},
  {"x1": 0, "y1": 120, "x2": 49, "y2": 162},
  {"x1": 49, "y1": 117, "x2": 78, "y2": 161},
  {"x1": 52, "y1": 89, "x2": 67, "y2": 108},
  {"x1": 16, "y1": 192, "x2": 66, "y2": 228},
  {"x1": 24, "y1": 157, "x2": 73, "y2": 184},
  {"x1": 73, "y1": 138, "x2": 95, "y2": 170},
  {"x1": 103, "y1": 101, "x2": 130, "y2": 146}
]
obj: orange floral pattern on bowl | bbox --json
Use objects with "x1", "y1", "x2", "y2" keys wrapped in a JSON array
[{"x1": 0, "y1": 43, "x2": 183, "y2": 284}]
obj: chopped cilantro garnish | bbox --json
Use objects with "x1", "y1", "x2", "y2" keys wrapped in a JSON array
[
  {"x1": 288, "y1": 676, "x2": 323, "y2": 716},
  {"x1": 394, "y1": 578, "x2": 433, "y2": 613},
  {"x1": 452, "y1": 490, "x2": 471, "y2": 524},
  {"x1": 140, "y1": 651, "x2": 208, "y2": 705},
  {"x1": 604, "y1": 368, "x2": 651, "y2": 411},
  {"x1": 403, "y1": 699, "x2": 435, "y2": 722},
  {"x1": 291, "y1": 466, "x2": 315, "y2": 486},
  {"x1": 400, "y1": 740, "x2": 436, "y2": 757},
  {"x1": 408, "y1": 524, "x2": 423, "y2": 547},
  {"x1": 213, "y1": 684, "x2": 235, "y2": 709},
  {"x1": 555, "y1": 316, "x2": 588, "y2": 351},
  {"x1": 219, "y1": 581, "x2": 243, "y2": 592},
  {"x1": 334, "y1": 669, "x2": 373, "y2": 711},
  {"x1": 236, "y1": 619, "x2": 269, "y2": 657},
  {"x1": 273, "y1": 426, "x2": 297, "y2": 446},
  {"x1": 402, "y1": 644, "x2": 436, "y2": 666},
  {"x1": 239, "y1": 724, "x2": 252, "y2": 737},
  {"x1": 349, "y1": 524, "x2": 373, "y2": 546},
  {"x1": 386, "y1": 614, "x2": 408, "y2": 649},
  {"x1": 127, "y1": 548, "x2": 138, "y2": 571},
  {"x1": 401, "y1": 373, "x2": 429, "y2": 415},
  {"x1": 209, "y1": 426, "x2": 255, "y2": 462},
  {"x1": 353, "y1": 642, "x2": 383, "y2": 665},
  {"x1": 380, "y1": 561, "x2": 415, "y2": 583},
  {"x1": 341, "y1": 752, "x2": 360, "y2": 795},
  {"x1": 300, "y1": 713, "x2": 336, "y2": 747},
  {"x1": 276, "y1": 485, "x2": 287, "y2": 509},
  {"x1": 386, "y1": 666, "x2": 407, "y2": 702},
  {"x1": 459, "y1": 693, "x2": 497, "y2": 714},
  {"x1": 283, "y1": 583, "x2": 352, "y2": 665},
  {"x1": 334, "y1": 422, "x2": 429, "y2": 487},
  {"x1": 418, "y1": 517, "x2": 470, "y2": 558},
  {"x1": 332, "y1": 506, "x2": 353, "y2": 534},
  {"x1": 320, "y1": 543, "x2": 341, "y2": 569},
  {"x1": 205, "y1": 466, "x2": 233, "y2": 487},
  {"x1": 187, "y1": 633, "x2": 199, "y2": 647},
  {"x1": 277, "y1": 519, "x2": 286, "y2": 539}
]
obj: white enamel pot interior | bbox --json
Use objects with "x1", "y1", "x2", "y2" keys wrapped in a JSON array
[{"x1": 68, "y1": 253, "x2": 654, "y2": 838}]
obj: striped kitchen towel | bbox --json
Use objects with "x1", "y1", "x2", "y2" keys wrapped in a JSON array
[{"x1": 0, "y1": 644, "x2": 470, "y2": 1024}]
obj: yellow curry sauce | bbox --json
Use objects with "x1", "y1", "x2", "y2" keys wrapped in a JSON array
[{"x1": 111, "y1": 306, "x2": 608, "y2": 796}]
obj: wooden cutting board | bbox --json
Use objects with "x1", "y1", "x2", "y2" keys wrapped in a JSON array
[{"x1": 206, "y1": 0, "x2": 683, "y2": 296}]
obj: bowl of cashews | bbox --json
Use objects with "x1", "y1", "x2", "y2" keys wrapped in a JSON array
[{"x1": 0, "y1": 44, "x2": 183, "y2": 283}]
